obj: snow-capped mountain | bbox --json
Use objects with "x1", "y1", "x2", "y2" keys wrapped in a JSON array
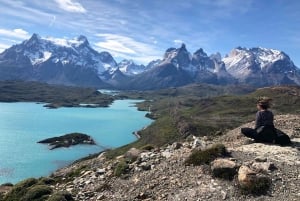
[
  {"x1": 0, "y1": 33, "x2": 116, "y2": 87},
  {"x1": 128, "y1": 44, "x2": 236, "y2": 90},
  {"x1": 223, "y1": 47, "x2": 300, "y2": 86},
  {"x1": 0, "y1": 33, "x2": 299, "y2": 89},
  {"x1": 117, "y1": 59, "x2": 148, "y2": 76}
]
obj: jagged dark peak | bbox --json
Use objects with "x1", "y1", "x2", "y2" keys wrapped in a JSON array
[
  {"x1": 77, "y1": 35, "x2": 87, "y2": 41},
  {"x1": 24, "y1": 33, "x2": 41, "y2": 45},
  {"x1": 235, "y1": 46, "x2": 245, "y2": 50},
  {"x1": 179, "y1": 43, "x2": 187, "y2": 51},
  {"x1": 98, "y1": 51, "x2": 117, "y2": 66},
  {"x1": 165, "y1": 43, "x2": 187, "y2": 54},
  {"x1": 99, "y1": 51, "x2": 111, "y2": 56},
  {"x1": 194, "y1": 48, "x2": 208, "y2": 57},
  {"x1": 30, "y1": 33, "x2": 41, "y2": 40},
  {"x1": 76, "y1": 35, "x2": 89, "y2": 46},
  {"x1": 166, "y1": 47, "x2": 176, "y2": 53},
  {"x1": 210, "y1": 52, "x2": 222, "y2": 62},
  {"x1": 146, "y1": 59, "x2": 161, "y2": 69}
]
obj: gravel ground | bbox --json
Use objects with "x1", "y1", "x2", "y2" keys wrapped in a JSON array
[{"x1": 52, "y1": 115, "x2": 300, "y2": 201}]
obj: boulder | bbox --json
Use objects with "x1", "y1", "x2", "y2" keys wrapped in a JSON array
[
  {"x1": 210, "y1": 158, "x2": 237, "y2": 180},
  {"x1": 124, "y1": 148, "x2": 141, "y2": 162},
  {"x1": 238, "y1": 165, "x2": 271, "y2": 194},
  {"x1": 192, "y1": 136, "x2": 206, "y2": 149},
  {"x1": 251, "y1": 162, "x2": 276, "y2": 173}
]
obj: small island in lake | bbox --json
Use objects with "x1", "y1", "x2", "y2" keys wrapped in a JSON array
[{"x1": 38, "y1": 133, "x2": 96, "y2": 150}]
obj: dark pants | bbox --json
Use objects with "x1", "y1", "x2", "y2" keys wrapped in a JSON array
[{"x1": 241, "y1": 126, "x2": 276, "y2": 143}]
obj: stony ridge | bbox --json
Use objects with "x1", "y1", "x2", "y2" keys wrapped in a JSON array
[{"x1": 49, "y1": 114, "x2": 300, "y2": 201}]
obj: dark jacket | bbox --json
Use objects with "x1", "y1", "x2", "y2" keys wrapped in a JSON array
[{"x1": 255, "y1": 110, "x2": 276, "y2": 142}]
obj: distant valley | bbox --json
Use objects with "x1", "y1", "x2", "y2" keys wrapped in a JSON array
[{"x1": 0, "y1": 34, "x2": 300, "y2": 90}]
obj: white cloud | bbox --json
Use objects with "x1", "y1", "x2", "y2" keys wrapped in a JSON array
[
  {"x1": 49, "y1": 15, "x2": 56, "y2": 27},
  {"x1": 54, "y1": 0, "x2": 86, "y2": 13},
  {"x1": 174, "y1": 39, "x2": 184, "y2": 45},
  {"x1": 0, "y1": 28, "x2": 30, "y2": 39},
  {"x1": 95, "y1": 34, "x2": 147, "y2": 54},
  {"x1": 94, "y1": 33, "x2": 162, "y2": 64},
  {"x1": 95, "y1": 40, "x2": 136, "y2": 54}
]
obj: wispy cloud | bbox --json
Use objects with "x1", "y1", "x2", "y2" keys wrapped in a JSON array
[
  {"x1": 96, "y1": 40, "x2": 136, "y2": 54},
  {"x1": 0, "y1": 28, "x2": 30, "y2": 39},
  {"x1": 54, "y1": 0, "x2": 86, "y2": 13},
  {"x1": 49, "y1": 16, "x2": 56, "y2": 27},
  {"x1": 94, "y1": 33, "x2": 162, "y2": 64},
  {"x1": 0, "y1": 1, "x2": 57, "y2": 28},
  {"x1": 174, "y1": 39, "x2": 185, "y2": 46}
]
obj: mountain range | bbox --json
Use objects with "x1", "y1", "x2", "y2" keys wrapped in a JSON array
[{"x1": 0, "y1": 33, "x2": 299, "y2": 90}]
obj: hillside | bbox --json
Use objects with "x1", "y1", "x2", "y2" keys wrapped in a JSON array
[
  {"x1": 51, "y1": 114, "x2": 300, "y2": 201},
  {"x1": 1, "y1": 114, "x2": 299, "y2": 201},
  {"x1": 0, "y1": 80, "x2": 114, "y2": 108},
  {"x1": 1, "y1": 85, "x2": 300, "y2": 200},
  {"x1": 118, "y1": 85, "x2": 300, "y2": 148}
]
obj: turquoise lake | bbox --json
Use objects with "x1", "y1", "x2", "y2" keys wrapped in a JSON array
[{"x1": 0, "y1": 100, "x2": 152, "y2": 184}]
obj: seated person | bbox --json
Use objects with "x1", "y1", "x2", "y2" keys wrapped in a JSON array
[{"x1": 241, "y1": 97, "x2": 277, "y2": 143}]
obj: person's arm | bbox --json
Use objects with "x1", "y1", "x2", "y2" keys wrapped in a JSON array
[{"x1": 255, "y1": 111, "x2": 262, "y2": 129}]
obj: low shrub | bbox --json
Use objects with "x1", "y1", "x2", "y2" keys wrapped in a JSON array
[
  {"x1": 239, "y1": 175, "x2": 271, "y2": 195},
  {"x1": 3, "y1": 178, "x2": 38, "y2": 201},
  {"x1": 185, "y1": 144, "x2": 227, "y2": 166},
  {"x1": 0, "y1": 183, "x2": 13, "y2": 187},
  {"x1": 47, "y1": 191, "x2": 74, "y2": 201},
  {"x1": 22, "y1": 185, "x2": 52, "y2": 201},
  {"x1": 114, "y1": 160, "x2": 129, "y2": 177},
  {"x1": 140, "y1": 144, "x2": 155, "y2": 151},
  {"x1": 38, "y1": 177, "x2": 56, "y2": 185}
]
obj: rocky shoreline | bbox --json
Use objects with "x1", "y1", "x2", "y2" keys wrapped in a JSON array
[
  {"x1": 1, "y1": 115, "x2": 299, "y2": 201},
  {"x1": 49, "y1": 114, "x2": 300, "y2": 201}
]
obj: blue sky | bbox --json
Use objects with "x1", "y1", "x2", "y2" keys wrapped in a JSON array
[{"x1": 0, "y1": 0, "x2": 299, "y2": 66}]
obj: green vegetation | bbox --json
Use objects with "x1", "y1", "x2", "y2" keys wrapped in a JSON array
[
  {"x1": 21, "y1": 185, "x2": 52, "y2": 201},
  {"x1": 2, "y1": 81, "x2": 300, "y2": 199},
  {"x1": 140, "y1": 144, "x2": 155, "y2": 151},
  {"x1": 239, "y1": 176, "x2": 272, "y2": 195},
  {"x1": 63, "y1": 165, "x2": 89, "y2": 181},
  {"x1": 0, "y1": 177, "x2": 74, "y2": 201},
  {"x1": 1, "y1": 178, "x2": 52, "y2": 201},
  {"x1": 114, "y1": 160, "x2": 130, "y2": 177},
  {"x1": 104, "y1": 84, "x2": 300, "y2": 158},
  {"x1": 0, "y1": 80, "x2": 114, "y2": 108},
  {"x1": 47, "y1": 192, "x2": 74, "y2": 201},
  {"x1": 185, "y1": 144, "x2": 227, "y2": 166}
]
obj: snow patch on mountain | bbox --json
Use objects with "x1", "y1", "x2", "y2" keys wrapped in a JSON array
[
  {"x1": 45, "y1": 35, "x2": 87, "y2": 48},
  {"x1": 17, "y1": 33, "x2": 117, "y2": 75},
  {"x1": 223, "y1": 47, "x2": 286, "y2": 72},
  {"x1": 117, "y1": 59, "x2": 147, "y2": 76},
  {"x1": 24, "y1": 51, "x2": 52, "y2": 65}
]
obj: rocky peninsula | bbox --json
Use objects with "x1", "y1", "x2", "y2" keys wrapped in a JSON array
[{"x1": 38, "y1": 133, "x2": 96, "y2": 150}]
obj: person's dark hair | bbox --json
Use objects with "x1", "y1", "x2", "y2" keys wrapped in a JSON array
[{"x1": 257, "y1": 97, "x2": 272, "y2": 110}]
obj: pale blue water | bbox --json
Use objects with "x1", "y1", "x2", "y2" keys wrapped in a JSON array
[{"x1": 0, "y1": 100, "x2": 152, "y2": 184}]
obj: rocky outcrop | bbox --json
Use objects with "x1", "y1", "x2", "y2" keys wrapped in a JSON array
[
  {"x1": 211, "y1": 158, "x2": 237, "y2": 180},
  {"x1": 37, "y1": 133, "x2": 96, "y2": 150},
  {"x1": 2, "y1": 115, "x2": 297, "y2": 200},
  {"x1": 47, "y1": 115, "x2": 299, "y2": 201},
  {"x1": 237, "y1": 165, "x2": 271, "y2": 194}
]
